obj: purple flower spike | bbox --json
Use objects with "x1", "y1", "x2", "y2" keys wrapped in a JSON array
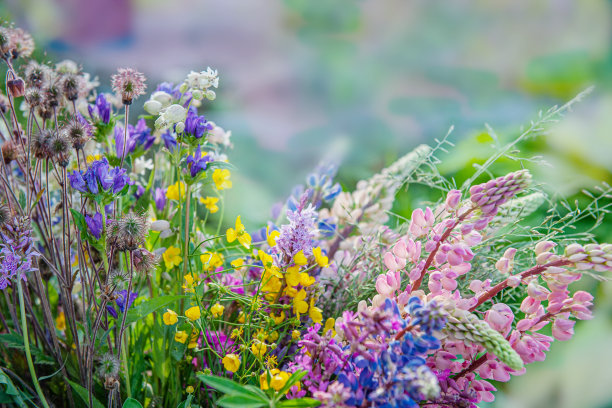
[
  {"x1": 85, "y1": 212, "x2": 104, "y2": 239},
  {"x1": 184, "y1": 109, "x2": 213, "y2": 139},
  {"x1": 185, "y1": 144, "x2": 212, "y2": 178},
  {"x1": 89, "y1": 93, "x2": 111, "y2": 124},
  {"x1": 154, "y1": 187, "x2": 166, "y2": 212}
]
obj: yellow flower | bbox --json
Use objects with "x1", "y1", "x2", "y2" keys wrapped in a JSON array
[
  {"x1": 163, "y1": 309, "x2": 178, "y2": 325},
  {"x1": 238, "y1": 312, "x2": 246, "y2": 324},
  {"x1": 266, "y1": 226, "x2": 280, "y2": 247},
  {"x1": 324, "y1": 317, "x2": 336, "y2": 337},
  {"x1": 175, "y1": 331, "x2": 188, "y2": 343},
  {"x1": 291, "y1": 330, "x2": 300, "y2": 340},
  {"x1": 267, "y1": 331, "x2": 279, "y2": 342},
  {"x1": 188, "y1": 330, "x2": 199, "y2": 349},
  {"x1": 210, "y1": 303, "x2": 225, "y2": 318},
  {"x1": 260, "y1": 369, "x2": 280, "y2": 390},
  {"x1": 299, "y1": 272, "x2": 315, "y2": 287},
  {"x1": 293, "y1": 290, "x2": 308, "y2": 316},
  {"x1": 185, "y1": 306, "x2": 201, "y2": 321},
  {"x1": 270, "y1": 371, "x2": 290, "y2": 392},
  {"x1": 265, "y1": 355, "x2": 278, "y2": 369},
  {"x1": 293, "y1": 250, "x2": 308, "y2": 266},
  {"x1": 163, "y1": 246, "x2": 182, "y2": 269},
  {"x1": 55, "y1": 311, "x2": 66, "y2": 331},
  {"x1": 199, "y1": 196, "x2": 219, "y2": 213},
  {"x1": 309, "y1": 298, "x2": 323, "y2": 324},
  {"x1": 226, "y1": 216, "x2": 251, "y2": 249},
  {"x1": 261, "y1": 271, "x2": 282, "y2": 294},
  {"x1": 166, "y1": 181, "x2": 186, "y2": 201},
  {"x1": 86, "y1": 154, "x2": 101, "y2": 164},
  {"x1": 213, "y1": 169, "x2": 232, "y2": 190},
  {"x1": 183, "y1": 273, "x2": 200, "y2": 293},
  {"x1": 200, "y1": 252, "x2": 224, "y2": 271},
  {"x1": 313, "y1": 246, "x2": 329, "y2": 268},
  {"x1": 186, "y1": 385, "x2": 194, "y2": 394},
  {"x1": 251, "y1": 340, "x2": 267, "y2": 358},
  {"x1": 231, "y1": 327, "x2": 243, "y2": 339},
  {"x1": 270, "y1": 311, "x2": 285, "y2": 325},
  {"x1": 285, "y1": 265, "x2": 301, "y2": 287},
  {"x1": 230, "y1": 258, "x2": 245, "y2": 271},
  {"x1": 222, "y1": 354, "x2": 241, "y2": 373}
]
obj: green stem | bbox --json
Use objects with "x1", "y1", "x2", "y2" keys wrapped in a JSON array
[
  {"x1": 122, "y1": 335, "x2": 132, "y2": 398},
  {"x1": 18, "y1": 281, "x2": 51, "y2": 408}
]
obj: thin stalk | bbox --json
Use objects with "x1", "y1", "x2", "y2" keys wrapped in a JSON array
[{"x1": 18, "y1": 281, "x2": 51, "y2": 408}]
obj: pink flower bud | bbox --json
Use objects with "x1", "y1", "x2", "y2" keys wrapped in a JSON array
[
  {"x1": 445, "y1": 189, "x2": 462, "y2": 211},
  {"x1": 383, "y1": 252, "x2": 406, "y2": 271},
  {"x1": 535, "y1": 241, "x2": 556, "y2": 256},
  {"x1": 552, "y1": 318, "x2": 575, "y2": 341},
  {"x1": 507, "y1": 275, "x2": 521, "y2": 287}
]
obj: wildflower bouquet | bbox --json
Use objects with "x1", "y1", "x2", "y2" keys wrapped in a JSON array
[{"x1": 0, "y1": 23, "x2": 611, "y2": 408}]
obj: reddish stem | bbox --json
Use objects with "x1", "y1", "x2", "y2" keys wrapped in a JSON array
[{"x1": 469, "y1": 258, "x2": 572, "y2": 312}]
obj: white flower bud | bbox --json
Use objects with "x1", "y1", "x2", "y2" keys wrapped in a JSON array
[
  {"x1": 144, "y1": 100, "x2": 162, "y2": 115},
  {"x1": 191, "y1": 89, "x2": 203, "y2": 100},
  {"x1": 206, "y1": 90, "x2": 216, "y2": 100},
  {"x1": 150, "y1": 220, "x2": 170, "y2": 232},
  {"x1": 175, "y1": 121, "x2": 185, "y2": 133},
  {"x1": 179, "y1": 82, "x2": 189, "y2": 93},
  {"x1": 151, "y1": 91, "x2": 173, "y2": 107}
]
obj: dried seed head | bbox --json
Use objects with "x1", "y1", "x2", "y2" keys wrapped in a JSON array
[
  {"x1": 0, "y1": 27, "x2": 12, "y2": 57},
  {"x1": 36, "y1": 103, "x2": 54, "y2": 120},
  {"x1": 132, "y1": 247, "x2": 158, "y2": 274},
  {"x1": 0, "y1": 202, "x2": 10, "y2": 227},
  {"x1": 107, "y1": 212, "x2": 149, "y2": 252},
  {"x1": 8, "y1": 28, "x2": 34, "y2": 59},
  {"x1": 111, "y1": 68, "x2": 147, "y2": 105},
  {"x1": 24, "y1": 61, "x2": 51, "y2": 89},
  {"x1": 1, "y1": 140, "x2": 23, "y2": 164},
  {"x1": 49, "y1": 131, "x2": 71, "y2": 167},
  {"x1": 44, "y1": 74, "x2": 61, "y2": 108},
  {"x1": 31, "y1": 129, "x2": 53, "y2": 160},
  {"x1": 61, "y1": 73, "x2": 81, "y2": 101},
  {"x1": 62, "y1": 120, "x2": 91, "y2": 150},
  {"x1": 25, "y1": 87, "x2": 43, "y2": 107},
  {"x1": 97, "y1": 353, "x2": 120, "y2": 379}
]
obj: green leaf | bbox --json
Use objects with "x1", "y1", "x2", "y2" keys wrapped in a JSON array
[
  {"x1": 176, "y1": 394, "x2": 193, "y2": 408},
  {"x1": 122, "y1": 397, "x2": 144, "y2": 408},
  {"x1": 277, "y1": 398, "x2": 322, "y2": 407},
  {"x1": 67, "y1": 379, "x2": 105, "y2": 408},
  {"x1": 197, "y1": 374, "x2": 265, "y2": 400},
  {"x1": 276, "y1": 370, "x2": 307, "y2": 396},
  {"x1": 208, "y1": 161, "x2": 236, "y2": 171},
  {"x1": 217, "y1": 395, "x2": 266, "y2": 408},
  {"x1": 69, "y1": 208, "x2": 88, "y2": 237},
  {"x1": 124, "y1": 295, "x2": 188, "y2": 326}
]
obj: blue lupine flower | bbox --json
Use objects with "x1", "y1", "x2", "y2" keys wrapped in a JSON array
[
  {"x1": 85, "y1": 212, "x2": 103, "y2": 239},
  {"x1": 185, "y1": 144, "x2": 212, "y2": 177},
  {"x1": 88, "y1": 93, "x2": 111, "y2": 124},
  {"x1": 68, "y1": 158, "x2": 132, "y2": 196}
]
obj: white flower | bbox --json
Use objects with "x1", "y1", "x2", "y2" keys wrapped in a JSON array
[
  {"x1": 155, "y1": 104, "x2": 187, "y2": 129},
  {"x1": 150, "y1": 220, "x2": 170, "y2": 232},
  {"x1": 184, "y1": 67, "x2": 219, "y2": 91},
  {"x1": 207, "y1": 122, "x2": 232, "y2": 147},
  {"x1": 133, "y1": 157, "x2": 153, "y2": 174}
]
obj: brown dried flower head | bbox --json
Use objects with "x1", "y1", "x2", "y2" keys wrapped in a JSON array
[{"x1": 111, "y1": 68, "x2": 147, "y2": 105}]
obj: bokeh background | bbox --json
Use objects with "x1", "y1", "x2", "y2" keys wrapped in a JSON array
[{"x1": 2, "y1": 1, "x2": 612, "y2": 407}]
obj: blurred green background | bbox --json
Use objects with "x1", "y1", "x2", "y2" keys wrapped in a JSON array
[{"x1": 2, "y1": 1, "x2": 612, "y2": 406}]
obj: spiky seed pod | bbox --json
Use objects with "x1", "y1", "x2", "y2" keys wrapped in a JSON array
[
  {"x1": 62, "y1": 120, "x2": 90, "y2": 150},
  {"x1": 61, "y1": 73, "x2": 81, "y2": 101},
  {"x1": 24, "y1": 61, "x2": 51, "y2": 89},
  {"x1": 132, "y1": 247, "x2": 158, "y2": 274},
  {"x1": 96, "y1": 353, "x2": 120, "y2": 378},
  {"x1": 48, "y1": 131, "x2": 71, "y2": 167},
  {"x1": 31, "y1": 129, "x2": 53, "y2": 160},
  {"x1": 111, "y1": 68, "x2": 147, "y2": 105},
  {"x1": 1, "y1": 140, "x2": 22, "y2": 164},
  {"x1": 36, "y1": 103, "x2": 54, "y2": 121},
  {"x1": 0, "y1": 27, "x2": 12, "y2": 57},
  {"x1": 109, "y1": 269, "x2": 129, "y2": 288},
  {"x1": 107, "y1": 212, "x2": 149, "y2": 252},
  {"x1": 44, "y1": 74, "x2": 61, "y2": 108},
  {"x1": 25, "y1": 87, "x2": 43, "y2": 107},
  {"x1": 442, "y1": 308, "x2": 524, "y2": 371},
  {"x1": 8, "y1": 28, "x2": 34, "y2": 59},
  {"x1": 0, "y1": 202, "x2": 10, "y2": 228}
]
